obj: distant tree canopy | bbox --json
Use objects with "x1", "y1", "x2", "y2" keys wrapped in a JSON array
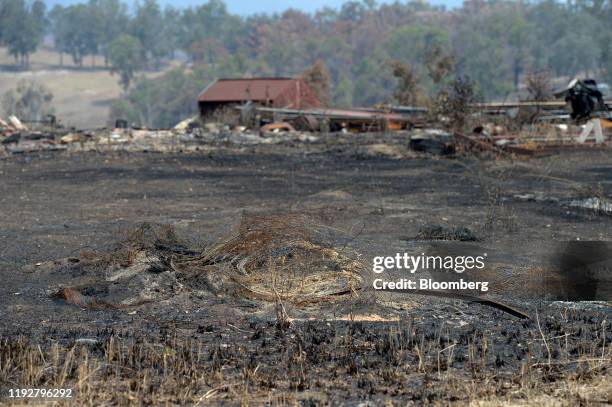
[
  {"x1": 108, "y1": 34, "x2": 143, "y2": 91},
  {"x1": 1, "y1": 0, "x2": 611, "y2": 125},
  {"x1": 49, "y1": 0, "x2": 129, "y2": 67},
  {"x1": 0, "y1": 0, "x2": 46, "y2": 66},
  {"x1": 109, "y1": 67, "x2": 213, "y2": 128}
]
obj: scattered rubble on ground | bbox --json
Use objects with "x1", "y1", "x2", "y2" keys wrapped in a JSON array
[
  {"x1": 513, "y1": 192, "x2": 558, "y2": 202},
  {"x1": 412, "y1": 224, "x2": 481, "y2": 241},
  {"x1": 567, "y1": 197, "x2": 612, "y2": 215},
  {"x1": 409, "y1": 129, "x2": 455, "y2": 155},
  {"x1": 1, "y1": 106, "x2": 611, "y2": 158},
  {"x1": 359, "y1": 143, "x2": 413, "y2": 159},
  {"x1": 8, "y1": 115, "x2": 27, "y2": 131}
]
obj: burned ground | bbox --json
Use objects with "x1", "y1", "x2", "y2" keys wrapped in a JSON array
[{"x1": 0, "y1": 144, "x2": 611, "y2": 405}]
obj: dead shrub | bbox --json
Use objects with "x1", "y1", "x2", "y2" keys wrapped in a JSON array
[
  {"x1": 388, "y1": 60, "x2": 427, "y2": 106},
  {"x1": 430, "y1": 76, "x2": 481, "y2": 133},
  {"x1": 526, "y1": 70, "x2": 553, "y2": 102}
]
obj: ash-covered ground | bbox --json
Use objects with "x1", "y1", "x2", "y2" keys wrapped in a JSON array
[{"x1": 0, "y1": 139, "x2": 611, "y2": 405}]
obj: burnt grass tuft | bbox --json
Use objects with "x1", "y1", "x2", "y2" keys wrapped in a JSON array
[{"x1": 1, "y1": 307, "x2": 610, "y2": 405}]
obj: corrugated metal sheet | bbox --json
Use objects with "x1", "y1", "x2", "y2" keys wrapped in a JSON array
[{"x1": 198, "y1": 78, "x2": 301, "y2": 103}]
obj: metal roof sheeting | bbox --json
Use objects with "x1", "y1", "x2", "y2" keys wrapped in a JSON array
[{"x1": 198, "y1": 78, "x2": 302, "y2": 103}]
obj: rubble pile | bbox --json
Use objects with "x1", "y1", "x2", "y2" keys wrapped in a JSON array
[
  {"x1": 46, "y1": 214, "x2": 365, "y2": 310},
  {"x1": 2, "y1": 92, "x2": 611, "y2": 158},
  {"x1": 0, "y1": 117, "x2": 327, "y2": 155}
]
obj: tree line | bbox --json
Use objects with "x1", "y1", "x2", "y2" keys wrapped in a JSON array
[
  {"x1": 0, "y1": 0, "x2": 45, "y2": 66},
  {"x1": 0, "y1": 0, "x2": 611, "y2": 127}
]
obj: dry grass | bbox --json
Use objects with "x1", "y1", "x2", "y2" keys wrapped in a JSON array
[
  {"x1": 2, "y1": 317, "x2": 609, "y2": 406},
  {"x1": 0, "y1": 335, "x2": 229, "y2": 405},
  {"x1": 0, "y1": 47, "x2": 170, "y2": 129},
  {"x1": 0, "y1": 47, "x2": 91, "y2": 68}
]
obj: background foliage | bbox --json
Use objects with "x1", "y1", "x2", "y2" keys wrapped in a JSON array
[{"x1": 0, "y1": 0, "x2": 611, "y2": 127}]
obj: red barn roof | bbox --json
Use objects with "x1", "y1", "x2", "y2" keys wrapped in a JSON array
[{"x1": 198, "y1": 77, "x2": 320, "y2": 109}]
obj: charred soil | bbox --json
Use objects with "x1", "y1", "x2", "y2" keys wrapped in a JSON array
[{"x1": 1, "y1": 146, "x2": 611, "y2": 405}]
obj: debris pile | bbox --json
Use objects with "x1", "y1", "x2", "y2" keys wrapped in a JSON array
[
  {"x1": 567, "y1": 197, "x2": 612, "y2": 215},
  {"x1": 409, "y1": 129, "x2": 454, "y2": 155},
  {"x1": 47, "y1": 224, "x2": 185, "y2": 308},
  {"x1": 413, "y1": 224, "x2": 480, "y2": 241},
  {"x1": 49, "y1": 215, "x2": 365, "y2": 310},
  {"x1": 0, "y1": 114, "x2": 90, "y2": 154},
  {"x1": 0, "y1": 119, "x2": 326, "y2": 155}
]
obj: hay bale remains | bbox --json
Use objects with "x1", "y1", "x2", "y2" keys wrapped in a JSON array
[
  {"x1": 51, "y1": 215, "x2": 364, "y2": 309},
  {"x1": 179, "y1": 213, "x2": 364, "y2": 306}
]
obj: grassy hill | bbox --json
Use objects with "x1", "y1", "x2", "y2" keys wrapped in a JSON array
[{"x1": 0, "y1": 47, "x2": 167, "y2": 129}]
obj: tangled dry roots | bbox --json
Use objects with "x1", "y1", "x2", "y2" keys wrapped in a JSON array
[{"x1": 179, "y1": 213, "x2": 365, "y2": 306}]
